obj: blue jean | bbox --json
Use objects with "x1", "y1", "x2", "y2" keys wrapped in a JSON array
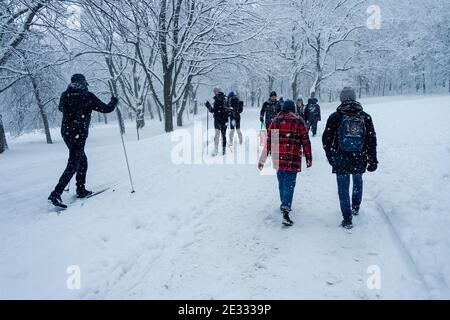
[
  {"x1": 277, "y1": 170, "x2": 298, "y2": 211},
  {"x1": 336, "y1": 174, "x2": 363, "y2": 218}
]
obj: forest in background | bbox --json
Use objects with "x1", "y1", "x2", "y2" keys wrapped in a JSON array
[{"x1": 0, "y1": 0, "x2": 449, "y2": 151}]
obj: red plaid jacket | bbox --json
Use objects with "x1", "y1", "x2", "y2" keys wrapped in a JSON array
[{"x1": 260, "y1": 112, "x2": 312, "y2": 172}]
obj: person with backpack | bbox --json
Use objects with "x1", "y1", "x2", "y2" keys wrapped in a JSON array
[
  {"x1": 48, "y1": 74, "x2": 118, "y2": 208},
  {"x1": 258, "y1": 100, "x2": 312, "y2": 227},
  {"x1": 260, "y1": 91, "x2": 281, "y2": 129},
  {"x1": 322, "y1": 87, "x2": 378, "y2": 230},
  {"x1": 206, "y1": 87, "x2": 229, "y2": 156},
  {"x1": 296, "y1": 95, "x2": 305, "y2": 118},
  {"x1": 228, "y1": 91, "x2": 244, "y2": 145},
  {"x1": 304, "y1": 93, "x2": 321, "y2": 136}
]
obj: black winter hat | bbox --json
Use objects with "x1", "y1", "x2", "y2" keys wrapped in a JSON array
[
  {"x1": 281, "y1": 99, "x2": 295, "y2": 113},
  {"x1": 340, "y1": 87, "x2": 356, "y2": 102},
  {"x1": 270, "y1": 91, "x2": 277, "y2": 98},
  {"x1": 71, "y1": 74, "x2": 89, "y2": 86}
]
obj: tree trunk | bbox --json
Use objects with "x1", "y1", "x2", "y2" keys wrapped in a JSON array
[
  {"x1": 147, "y1": 101, "x2": 155, "y2": 120},
  {"x1": 104, "y1": 114, "x2": 108, "y2": 124},
  {"x1": 422, "y1": 72, "x2": 426, "y2": 94},
  {"x1": 0, "y1": 114, "x2": 8, "y2": 153},
  {"x1": 358, "y1": 76, "x2": 362, "y2": 99},
  {"x1": 291, "y1": 73, "x2": 299, "y2": 100},
  {"x1": 30, "y1": 75, "x2": 52, "y2": 144},
  {"x1": 163, "y1": 75, "x2": 174, "y2": 132}
]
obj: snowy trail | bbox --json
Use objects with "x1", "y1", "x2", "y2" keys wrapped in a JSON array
[{"x1": 2, "y1": 96, "x2": 448, "y2": 299}]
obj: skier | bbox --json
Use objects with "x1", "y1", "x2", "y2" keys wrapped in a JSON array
[
  {"x1": 228, "y1": 91, "x2": 244, "y2": 145},
  {"x1": 48, "y1": 74, "x2": 118, "y2": 208},
  {"x1": 304, "y1": 92, "x2": 321, "y2": 136},
  {"x1": 205, "y1": 87, "x2": 229, "y2": 156},
  {"x1": 258, "y1": 100, "x2": 312, "y2": 227},
  {"x1": 322, "y1": 87, "x2": 378, "y2": 230},
  {"x1": 260, "y1": 91, "x2": 281, "y2": 129},
  {"x1": 296, "y1": 95, "x2": 305, "y2": 118}
]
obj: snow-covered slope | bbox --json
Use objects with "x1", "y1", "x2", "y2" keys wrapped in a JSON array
[{"x1": 0, "y1": 95, "x2": 449, "y2": 299}]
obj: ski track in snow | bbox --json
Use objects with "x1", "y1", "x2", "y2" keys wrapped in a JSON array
[{"x1": 1, "y1": 95, "x2": 449, "y2": 299}]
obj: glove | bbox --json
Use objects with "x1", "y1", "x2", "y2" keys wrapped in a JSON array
[
  {"x1": 205, "y1": 101, "x2": 212, "y2": 109},
  {"x1": 306, "y1": 159, "x2": 312, "y2": 168},
  {"x1": 367, "y1": 162, "x2": 378, "y2": 172},
  {"x1": 258, "y1": 161, "x2": 265, "y2": 171},
  {"x1": 326, "y1": 154, "x2": 335, "y2": 167}
]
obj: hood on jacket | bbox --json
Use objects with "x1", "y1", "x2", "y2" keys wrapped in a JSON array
[
  {"x1": 67, "y1": 82, "x2": 88, "y2": 94},
  {"x1": 337, "y1": 100, "x2": 363, "y2": 115},
  {"x1": 308, "y1": 98, "x2": 318, "y2": 104}
]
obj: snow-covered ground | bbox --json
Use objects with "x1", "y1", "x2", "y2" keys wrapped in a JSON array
[{"x1": 0, "y1": 95, "x2": 449, "y2": 299}]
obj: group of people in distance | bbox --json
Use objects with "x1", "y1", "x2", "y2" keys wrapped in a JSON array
[
  {"x1": 257, "y1": 87, "x2": 378, "y2": 230},
  {"x1": 205, "y1": 87, "x2": 244, "y2": 156}
]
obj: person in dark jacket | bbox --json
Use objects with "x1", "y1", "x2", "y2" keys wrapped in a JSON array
[
  {"x1": 304, "y1": 93, "x2": 321, "y2": 136},
  {"x1": 228, "y1": 91, "x2": 244, "y2": 145},
  {"x1": 48, "y1": 74, "x2": 118, "y2": 208},
  {"x1": 322, "y1": 87, "x2": 378, "y2": 229},
  {"x1": 296, "y1": 95, "x2": 305, "y2": 118},
  {"x1": 260, "y1": 91, "x2": 281, "y2": 129},
  {"x1": 206, "y1": 87, "x2": 229, "y2": 156},
  {"x1": 258, "y1": 100, "x2": 312, "y2": 227}
]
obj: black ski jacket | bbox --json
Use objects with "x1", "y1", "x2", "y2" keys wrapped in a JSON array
[
  {"x1": 260, "y1": 100, "x2": 281, "y2": 127},
  {"x1": 59, "y1": 83, "x2": 117, "y2": 140},
  {"x1": 206, "y1": 92, "x2": 229, "y2": 124},
  {"x1": 304, "y1": 98, "x2": 321, "y2": 122},
  {"x1": 228, "y1": 96, "x2": 244, "y2": 120}
]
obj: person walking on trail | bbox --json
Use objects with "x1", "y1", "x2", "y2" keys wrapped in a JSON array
[
  {"x1": 228, "y1": 91, "x2": 244, "y2": 146},
  {"x1": 322, "y1": 87, "x2": 378, "y2": 230},
  {"x1": 258, "y1": 100, "x2": 312, "y2": 227},
  {"x1": 296, "y1": 95, "x2": 305, "y2": 118},
  {"x1": 48, "y1": 74, "x2": 118, "y2": 208},
  {"x1": 260, "y1": 91, "x2": 281, "y2": 129},
  {"x1": 304, "y1": 92, "x2": 321, "y2": 137},
  {"x1": 206, "y1": 87, "x2": 229, "y2": 156}
]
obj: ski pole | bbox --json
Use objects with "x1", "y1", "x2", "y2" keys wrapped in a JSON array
[
  {"x1": 110, "y1": 79, "x2": 135, "y2": 194},
  {"x1": 119, "y1": 124, "x2": 135, "y2": 193}
]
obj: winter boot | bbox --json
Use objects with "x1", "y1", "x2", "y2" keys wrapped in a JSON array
[
  {"x1": 352, "y1": 205, "x2": 360, "y2": 216},
  {"x1": 48, "y1": 191, "x2": 67, "y2": 209},
  {"x1": 282, "y1": 209, "x2": 294, "y2": 227},
  {"x1": 77, "y1": 188, "x2": 93, "y2": 199},
  {"x1": 341, "y1": 217, "x2": 353, "y2": 230}
]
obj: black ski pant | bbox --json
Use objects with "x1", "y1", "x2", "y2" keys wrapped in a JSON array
[
  {"x1": 308, "y1": 119, "x2": 319, "y2": 136},
  {"x1": 54, "y1": 136, "x2": 88, "y2": 195},
  {"x1": 214, "y1": 119, "x2": 228, "y2": 154}
]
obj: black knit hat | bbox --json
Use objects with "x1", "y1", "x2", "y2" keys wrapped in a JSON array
[
  {"x1": 282, "y1": 99, "x2": 295, "y2": 113},
  {"x1": 71, "y1": 74, "x2": 89, "y2": 86},
  {"x1": 340, "y1": 87, "x2": 356, "y2": 102},
  {"x1": 270, "y1": 91, "x2": 277, "y2": 98}
]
